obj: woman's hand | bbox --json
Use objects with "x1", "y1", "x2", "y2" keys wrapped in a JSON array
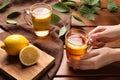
[
  {"x1": 75, "y1": 47, "x2": 120, "y2": 70},
  {"x1": 89, "y1": 24, "x2": 120, "y2": 48}
]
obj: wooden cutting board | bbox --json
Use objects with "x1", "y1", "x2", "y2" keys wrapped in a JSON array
[{"x1": 0, "y1": 41, "x2": 55, "y2": 80}]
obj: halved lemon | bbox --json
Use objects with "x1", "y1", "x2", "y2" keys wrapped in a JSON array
[{"x1": 19, "y1": 45, "x2": 40, "y2": 66}]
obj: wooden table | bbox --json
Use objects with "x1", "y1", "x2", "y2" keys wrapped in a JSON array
[
  {"x1": 1, "y1": 3, "x2": 120, "y2": 80},
  {"x1": 53, "y1": 7, "x2": 120, "y2": 80},
  {"x1": 53, "y1": 27, "x2": 120, "y2": 80}
]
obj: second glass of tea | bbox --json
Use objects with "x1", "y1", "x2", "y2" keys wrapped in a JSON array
[
  {"x1": 25, "y1": 3, "x2": 52, "y2": 37},
  {"x1": 65, "y1": 28, "x2": 92, "y2": 68}
]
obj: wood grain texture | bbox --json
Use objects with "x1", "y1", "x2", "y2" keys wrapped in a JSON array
[
  {"x1": 56, "y1": 49, "x2": 120, "y2": 77},
  {"x1": 71, "y1": 10, "x2": 120, "y2": 26},
  {"x1": 53, "y1": 77, "x2": 120, "y2": 80},
  {"x1": 0, "y1": 41, "x2": 55, "y2": 80}
]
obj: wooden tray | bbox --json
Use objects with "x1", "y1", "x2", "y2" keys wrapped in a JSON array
[{"x1": 0, "y1": 41, "x2": 55, "y2": 80}]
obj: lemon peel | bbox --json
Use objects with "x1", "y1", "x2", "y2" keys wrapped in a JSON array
[{"x1": 1, "y1": 34, "x2": 29, "y2": 55}]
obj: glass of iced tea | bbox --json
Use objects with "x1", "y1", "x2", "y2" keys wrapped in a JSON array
[
  {"x1": 24, "y1": 3, "x2": 52, "y2": 37},
  {"x1": 65, "y1": 28, "x2": 92, "y2": 68}
]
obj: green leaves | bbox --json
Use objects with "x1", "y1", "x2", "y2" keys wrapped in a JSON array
[
  {"x1": 78, "y1": 0, "x2": 101, "y2": 20},
  {"x1": 106, "y1": 0, "x2": 119, "y2": 12},
  {"x1": 51, "y1": 13, "x2": 61, "y2": 25},
  {"x1": 51, "y1": 13, "x2": 66, "y2": 37},
  {"x1": 88, "y1": 0, "x2": 100, "y2": 5},
  {"x1": 78, "y1": 5, "x2": 100, "y2": 20},
  {"x1": 6, "y1": 11, "x2": 20, "y2": 24},
  {"x1": 53, "y1": 0, "x2": 102, "y2": 21},
  {"x1": 0, "y1": 0, "x2": 17, "y2": 24},
  {"x1": 0, "y1": 0, "x2": 10, "y2": 10},
  {"x1": 59, "y1": 25, "x2": 67, "y2": 37},
  {"x1": 6, "y1": 20, "x2": 17, "y2": 25},
  {"x1": 81, "y1": 0, "x2": 100, "y2": 6},
  {"x1": 7, "y1": 11, "x2": 21, "y2": 18},
  {"x1": 52, "y1": 2, "x2": 70, "y2": 12},
  {"x1": 63, "y1": 1, "x2": 76, "y2": 7},
  {"x1": 72, "y1": 15, "x2": 84, "y2": 24}
]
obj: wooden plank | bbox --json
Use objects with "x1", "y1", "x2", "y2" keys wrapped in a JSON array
[
  {"x1": 53, "y1": 77, "x2": 120, "y2": 80},
  {"x1": 56, "y1": 49, "x2": 120, "y2": 77},
  {"x1": 0, "y1": 41, "x2": 55, "y2": 80},
  {"x1": 71, "y1": 10, "x2": 120, "y2": 26},
  {"x1": 56, "y1": 27, "x2": 120, "y2": 77}
]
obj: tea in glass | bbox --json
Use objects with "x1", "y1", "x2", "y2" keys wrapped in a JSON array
[
  {"x1": 25, "y1": 3, "x2": 52, "y2": 37},
  {"x1": 65, "y1": 29, "x2": 89, "y2": 61}
]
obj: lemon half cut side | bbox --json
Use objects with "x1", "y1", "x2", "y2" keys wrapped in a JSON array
[{"x1": 19, "y1": 45, "x2": 40, "y2": 66}]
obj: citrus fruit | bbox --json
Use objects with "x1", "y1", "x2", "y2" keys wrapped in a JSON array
[
  {"x1": 1, "y1": 34, "x2": 29, "y2": 55},
  {"x1": 19, "y1": 45, "x2": 40, "y2": 66}
]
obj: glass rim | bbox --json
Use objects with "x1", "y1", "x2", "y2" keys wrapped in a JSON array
[
  {"x1": 30, "y1": 3, "x2": 52, "y2": 14},
  {"x1": 65, "y1": 28, "x2": 88, "y2": 46}
]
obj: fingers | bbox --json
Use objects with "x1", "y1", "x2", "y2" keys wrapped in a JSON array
[
  {"x1": 72, "y1": 57, "x2": 100, "y2": 70},
  {"x1": 89, "y1": 26, "x2": 106, "y2": 40},
  {"x1": 90, "y1": 32, "x2": 106, "y2": 41},
  {"x1": 92, "y1": 40, "x2": 105, "y2": 48},
  {"x1": 68, "y1": 49, "x2": 101, "y2": 70},
  {"x1": 89, "y1": 26, "x2": 105, "y2": 35},
  {"x1": 80, "y1": 50, "x2": 99, "y2": 60},
  {"x1": 77, "y1": 56, "x2": 101, "y2": 70}
]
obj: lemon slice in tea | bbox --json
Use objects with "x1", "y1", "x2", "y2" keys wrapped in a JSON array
[{"x1": 19, "y1": 45, "x2": 40, "y2": 66}]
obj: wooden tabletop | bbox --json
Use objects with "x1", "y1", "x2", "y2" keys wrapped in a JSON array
[
  {"x1": 54, "y1": 27, "x2": 120, "y2": 80},
  {"x1": 1, "y1": 1, "x2": 120, "y2": 79},
  {"x1": 53, "y1": 77, "x2": 120, "y2": 80},
  {"x1": 53, "y1": 5, "x2": 120, "y2": 79}
]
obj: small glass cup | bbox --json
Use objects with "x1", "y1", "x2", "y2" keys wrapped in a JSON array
[
  {"x1": 65, "y1": 28, "x2": 92, "y2": 68},
  {"x1": 24, "y1": 3, "x2": 52, "y2": 37}
]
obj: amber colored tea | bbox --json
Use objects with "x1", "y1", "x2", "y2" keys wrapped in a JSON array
[
  {"x1": 65, "y1": 34, "x2": 88, "y2": 60},
  {"x1": 32, "y1": 7, "x2": 52, "y2": 37}
]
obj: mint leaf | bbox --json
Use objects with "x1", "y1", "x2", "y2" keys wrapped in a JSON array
[
  {"x1": 106, "y1": 0, "x2": 112, "y2": 3},
  {"x1": 72, "y1": 15, "x2": 84, "y2": 24},
  {"x1": 78, "y1": 5, "x2": 95, "y2": 20},
  {"x1": 81, "y1": 0, "x2": 100, "y2": 6},
  {"x1": 7, "y1": 11, "x2": 21, "y2": 18},
  {"x1": 6, "y1": 20, "x2": 17, "y2": 24},
  {"x1": 83, "y1": 13, "x2": 95, "y2": 21},
  {"x1": 59, "y1": 25, "x2": 67, "y2": 37},
  {"x1": 52, "y1": 2, "x2": 70, "y2": 12},
  {"x1": 51, "y1": 13, "x2": 61, "y2": 25},
  {"x1": 106, "y1": 0, "x2": 119, "y2": 12},
  {"x1": 63, "y1": 1, "x2": 76, "y2": 6},
  {"x1": 88, "y1": 0, "x2": 100, "y2": 5},
  {"x1": 0, "y1": 0, "x2": 10, "y2": 10},
  {"x1": 91, "y1": 6, "x2": 101, "y2": 13}
]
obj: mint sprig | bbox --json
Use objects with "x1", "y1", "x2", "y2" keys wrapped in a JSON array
[
  {"x1": 52, "y1": 0, "x2": 120, "y2": 22},
  {"x1": 106, "y1": 0, "x2": 119, "y2": 12}
]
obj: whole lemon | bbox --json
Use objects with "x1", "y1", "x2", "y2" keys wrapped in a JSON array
[{"x1": 1, "y1": 34, "x2": 29, "y2": 56}]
